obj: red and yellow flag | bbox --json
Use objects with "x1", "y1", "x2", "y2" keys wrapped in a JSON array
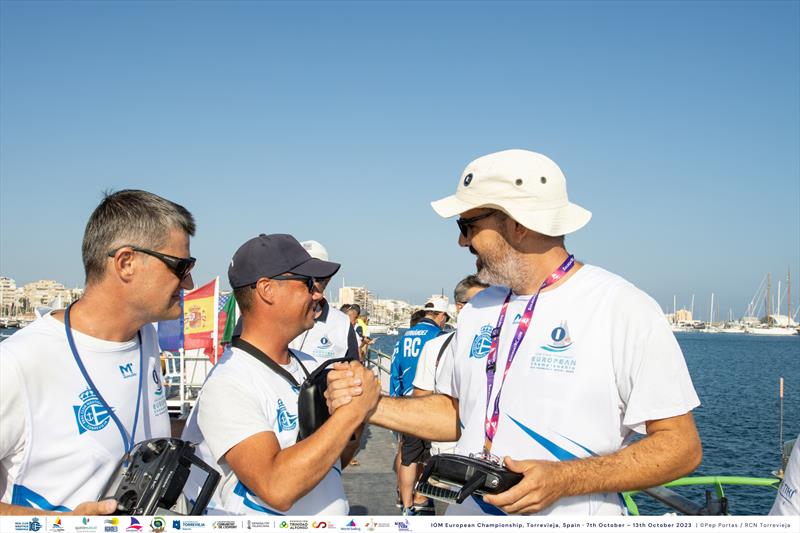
[{"x1": 183, "y1": 278, "x2": 216, "y2": 354}]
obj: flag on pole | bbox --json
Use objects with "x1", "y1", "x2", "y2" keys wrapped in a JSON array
[
  {"x1": 183, "y1": 278, "x2": 217, "y2": 354},
  {"x1": 219, "y1": 293, "x2": 238, "y2": 345},
  {"x1": 157, "y1": 315, "x2": 184, "y2": 351},
  {"x1": 158, "y1": 289, "x2": 183, "y2": 351}
]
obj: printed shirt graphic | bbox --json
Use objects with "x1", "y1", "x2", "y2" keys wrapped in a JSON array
[
  {"x1": 445, "y1": 266, "x2": 700, "y2": 516},
  {"x1": 181, "y1": 346, "x2": 348, "y2": 516},
  {"x1": 288, "y1": 304, "x2": 352, "y2": 360},
  {"x1": 0, "y1": 314, "x2": 170, "y2": 511},
  {"x1": 389, "y1": 319, "x2": 442, "y2": 396}
]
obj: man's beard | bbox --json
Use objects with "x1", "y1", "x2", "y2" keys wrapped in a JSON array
[{"x1": 475, "y1": 239, "x2": 529, "y2": 293}]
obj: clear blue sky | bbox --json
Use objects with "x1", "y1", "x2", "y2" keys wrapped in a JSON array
[{"x1": 1, "y1": 1, "x2": 798, "y2": 320}]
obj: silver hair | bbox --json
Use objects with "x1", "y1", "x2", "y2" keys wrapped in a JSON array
[
  {"x1": 453, "y1": 275, "x2": 489, "y2": 304},
  {"x1": 82, "y1": 189, "x2": 195, "y2": 284}
]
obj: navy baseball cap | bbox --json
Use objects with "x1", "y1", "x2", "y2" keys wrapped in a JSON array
[{"x1": 228, "y1": 233, "x2": 341, "y2": 289}]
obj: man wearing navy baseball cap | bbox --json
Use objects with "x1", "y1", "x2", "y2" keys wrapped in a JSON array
[{"x1": 182, "y1": 233, "x2": 379, "y2": 515}]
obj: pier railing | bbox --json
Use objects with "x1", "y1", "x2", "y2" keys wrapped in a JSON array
[
  {"x1": 161, "y1": 350, "x2": 214, "y2": 417},
  {"x1": 366, "y1": 347, "x2": 392, "y2": 395},
  {"x1": 623, "y1": 475, "x2": 781, "y2": 515}
]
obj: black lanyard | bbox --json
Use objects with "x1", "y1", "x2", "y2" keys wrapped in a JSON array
[
  {"x1": 232, "y1": 337, "x2": 309, "y2": 388},
  {"x1": 64, "y1": 303, "x2": 144, "y2": 453}
]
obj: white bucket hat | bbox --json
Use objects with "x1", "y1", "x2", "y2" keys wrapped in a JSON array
[
  {"x1": 430, "y1": 149, "x2": 592, "y2": 236},
  {"x1": 300, "y1": 240, "x2": 329, "y2": 261}
]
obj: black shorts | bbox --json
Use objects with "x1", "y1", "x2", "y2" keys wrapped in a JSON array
[{"x1": 400, "y1": 434, "x2": 431, "y2": 466}]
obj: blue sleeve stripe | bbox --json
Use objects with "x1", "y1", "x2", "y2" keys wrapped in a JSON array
[
  {"x1": 233, "y1": 481, "x2": 285, "y2": 515},
  {"x1": 12, "y1": 484, "x2": 71, "y2": 512}
]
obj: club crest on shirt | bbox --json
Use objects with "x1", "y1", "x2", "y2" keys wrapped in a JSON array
[
  {"x1": 470, "y1": 324, "x2": 493, "y2": 359},
  {"x1": 73, "y1": 388, "x2": 111, "y2": 434},
  {"x1": 531, "y1": 321, "x2": 576, "y2": 374},
  {"x1": 276, "y1": 399, "x2": 298, "y2": 432},
  {"x1": 319, "y1": 336, "x2": 330, "y2": 346}
]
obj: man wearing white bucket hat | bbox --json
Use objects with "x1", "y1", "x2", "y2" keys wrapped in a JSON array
[{"x1": 327, "y1": 149, "x2": 702, "y2": 515}]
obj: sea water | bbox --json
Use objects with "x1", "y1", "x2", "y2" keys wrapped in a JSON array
[{"x1": 373, "y1": 330, "x2": 800, "y2": 515}]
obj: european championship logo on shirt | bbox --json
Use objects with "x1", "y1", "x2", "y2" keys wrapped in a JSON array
[
  {"x1": 152, "y1": 368, "x2": 167, "y2": 416},
  {"x1": 541, "y1": 322, "x2": 573, "y2": 352},
  {"x1": 531, "y1": 321, "x2": 577, "y2": 374}
]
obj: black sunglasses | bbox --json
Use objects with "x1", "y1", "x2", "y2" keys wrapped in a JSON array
[
  {"x1": 272, "y1": 273, "x2": 318, "y2": 293},
  {"x1": 108, "y1": 246, "x2": 196, "y2": 280},
  {"x1": 456, "y1": 211, "x2": 499, "y2": 238}
]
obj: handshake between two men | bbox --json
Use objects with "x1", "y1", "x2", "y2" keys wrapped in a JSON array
[{"x1": 324, "y1": 361, "x2": 573, "y2": 515}]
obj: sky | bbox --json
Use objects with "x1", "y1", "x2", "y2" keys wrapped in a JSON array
[{"x1": 1, "y1": 1, "x2": 798, "y2": 320}]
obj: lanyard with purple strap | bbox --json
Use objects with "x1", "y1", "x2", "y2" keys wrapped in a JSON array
[{"x1": 481, "y1": 254, "x2": 575, "y2": 457}]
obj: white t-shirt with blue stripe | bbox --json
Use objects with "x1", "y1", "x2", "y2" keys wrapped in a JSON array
[
  {"x1": 440, "y1": 265, "x2": 700, "y2": 515},
  {"x1": 181, "y1": 345, "x2": 348, "y2": 516}
]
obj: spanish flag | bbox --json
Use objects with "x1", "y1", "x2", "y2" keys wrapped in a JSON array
[{"x1": 183, "y1": 278, "x2": 217, "y2": 355}]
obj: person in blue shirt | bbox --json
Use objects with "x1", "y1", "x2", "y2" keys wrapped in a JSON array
[{"x1": 389, "y1": 297, "x2": 449, "y2": 515}]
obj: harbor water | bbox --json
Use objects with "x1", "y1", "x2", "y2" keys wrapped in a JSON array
[{"x1": 2, "y1": 327, "x2": 797, "y2": 515}]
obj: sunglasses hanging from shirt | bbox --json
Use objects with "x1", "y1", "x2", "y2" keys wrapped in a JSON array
[{"x1": 231, "y1": 337, "x2": 352, "y2": 441}]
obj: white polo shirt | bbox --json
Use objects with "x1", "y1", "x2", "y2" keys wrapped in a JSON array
[{"x1": 440, "y1": 265, "x2": 700, "y2": 516}]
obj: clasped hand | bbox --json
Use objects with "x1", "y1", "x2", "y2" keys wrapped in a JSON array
[{"x1": 325, "y1": 361, "x2": 380, "y2": 417}]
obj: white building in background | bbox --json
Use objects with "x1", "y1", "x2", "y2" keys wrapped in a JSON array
[
  {"x1": 370, "y1": 298, "x2": 416, "y2": 326},
  {"x1": 0, "y1": 277, "x2": 18, "y2": 316},
  {"x1": 22, "y1": 279, "x2": 82, "y2": 310},
  {"x1": 339, "y1": 286, "x2": 371, "y2": 310}
]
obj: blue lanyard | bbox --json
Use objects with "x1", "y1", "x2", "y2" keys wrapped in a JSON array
[{"x1": 64, "y1": 304, "x2": 144, "y2": 454}]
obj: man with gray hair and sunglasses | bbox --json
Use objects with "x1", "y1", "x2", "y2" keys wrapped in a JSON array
[
  {"x1": 0, "y1": 190, "x2": 196, "y2": 516},
  {"x1": 327, "y1": 149, "x2": 702, "y2": 516}
]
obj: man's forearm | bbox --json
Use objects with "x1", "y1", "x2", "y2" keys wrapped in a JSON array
[
  {"x1": 482, "y1": 413, "x2": 702, "y2": 514},
  {"x1": 254, "y1": 407, "x2": 364, "y2": 510},
  {"x1": 557, "y1": 414, "x2": 702, "y2": 496},
  {"x1": 369, "y1": 393, "x2": 460, "y2": 442},
  {"x1": 340, "y1": 424, "x2": 364, "y2": 468}
]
